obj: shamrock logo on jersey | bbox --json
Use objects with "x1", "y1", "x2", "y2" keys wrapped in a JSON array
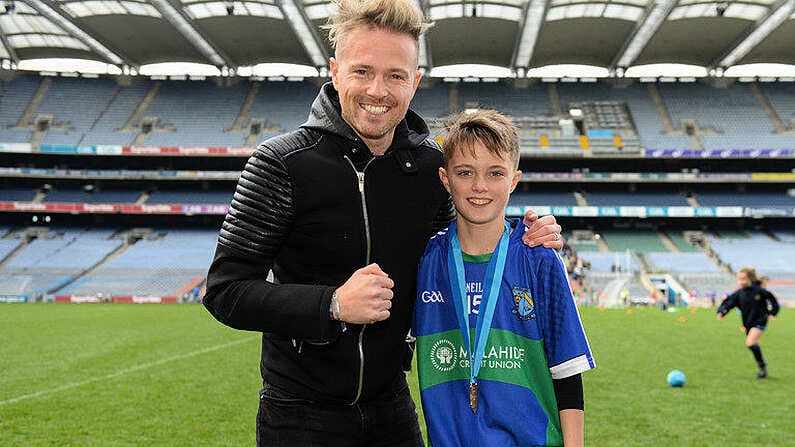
[{"x1": 511, "y1": 286, "x2": 535, "y2": 321}]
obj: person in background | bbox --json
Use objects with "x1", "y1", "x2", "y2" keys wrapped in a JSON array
[
  {"x1": 717, "y1": 267, "x2": 779, "y2": 379},
  {"x1": 202, "y1": 1, "x2": 563, "y2": 445}
]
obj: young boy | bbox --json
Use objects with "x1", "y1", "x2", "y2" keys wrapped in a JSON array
[{"x1": 413, "y1": 110, "x2": 595, "y2": 447}]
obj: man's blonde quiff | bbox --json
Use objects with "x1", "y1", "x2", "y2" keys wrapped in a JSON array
[
  {"x1": 325, "y1": 0, "x2": 432, "y2": 54},
  {"x1": 443, "y1": 110, "x2": 520, "y2": 170}
]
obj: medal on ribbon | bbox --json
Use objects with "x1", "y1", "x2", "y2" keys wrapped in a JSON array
[{"x1": 447, "y1": 220, "x2": 511, "y2": 414}]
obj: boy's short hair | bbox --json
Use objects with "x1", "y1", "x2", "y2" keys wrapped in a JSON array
[
  {"x1": 325, "y1": 0, "x2": 432, "y2": 53},
  {"x1": 442, "y1": 109, "x2": 520, "y2": 169}
]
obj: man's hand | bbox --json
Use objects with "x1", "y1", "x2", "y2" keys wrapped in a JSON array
[
  {"x1": 335, "y1": 263, "x2": 394, "y2": 325},
  {"x1": 522, "y1": 209, "x2": 563, "y2": 249}
]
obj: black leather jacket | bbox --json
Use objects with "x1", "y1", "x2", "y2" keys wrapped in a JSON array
[{"x1": 204, "y1": 82, "x2": 454, "y2": 404}]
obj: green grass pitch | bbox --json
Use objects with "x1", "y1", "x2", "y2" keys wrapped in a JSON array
[{"x1": 2, "y1": 304, "x2": 793, "y2": 446}]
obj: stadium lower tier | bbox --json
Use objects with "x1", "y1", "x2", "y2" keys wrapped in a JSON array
[{"x1": 1, "y1": 225, "x2": 793, "y2": 307}]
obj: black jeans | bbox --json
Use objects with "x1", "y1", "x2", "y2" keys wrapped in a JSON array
[{"x1": 256, "y1": 382, "x2": 424, "y2": 447}]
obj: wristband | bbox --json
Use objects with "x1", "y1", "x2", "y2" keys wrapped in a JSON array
[{"x1": 332, "y1": 290, "x2": 342, "y2": 321}]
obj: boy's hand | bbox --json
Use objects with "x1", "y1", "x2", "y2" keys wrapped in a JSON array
[{"x1": 522, "y1": 210, "x2": 563, "y2": 249}]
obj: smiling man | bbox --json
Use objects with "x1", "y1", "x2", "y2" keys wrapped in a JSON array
[{"x1": 202, "y1": 1, "x2": 563, "y2": 446}]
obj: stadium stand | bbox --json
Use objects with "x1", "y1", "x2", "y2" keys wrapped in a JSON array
[
  {"x1": 457, "y1": 81, "x2": 553, "y2": 118},
  {"x1": 0, "y1": 187, "x2": 37, "y2": 201},
  {"x1": 646, "y1": 252, "x2": 720, "y2": 272},
  {"x1": 509, "y1": 190, "x2": 578, "y2": 207},
  {"x1": 708, "y1": 232, "x2": 795, "y2": 273},
  {"x1": 0, "y1": 237, "x2": 19, "y2": 261},
  {"x1": 0, "y1": 227, "x2": 122, "y2": 299},
  {"x1": 247, "y1": 81, "x2": 319, "y2": 140},
  {"x1": 42, "y1": 188, "x2": 142, "y2": 203},
  {"x1": 145, "y1": 189, "x2": 233, "y2": 204},
  {"x1": 36, "y1": 76, "x2": 120, "y2": 146},
  {"x1": 81, "y1": 80, "x2": 150, "y2": 146},
  {"x1": 661, "y1": 82, "x2": 795, "y2": 150},
  {"x1": 411, "y1": 81, "x2": 453, "y2": 119},
  {"x1": 60, "y1": 229, "x2": 217, "y2": 298},
  {"x1": 0, "y1": 75, "x2": 39, "y2": 144},
  {"x1": 599, "y1": 230, "x2": 669, "y2": 252},
  {"x1": 3, "y1": 77, "x2": 795, "y2": 154},
  {"x1": 663, "y1": 230, "x2": 701, "y2": 253},
  {"x1": 584, "y1": 191, "x2": 689, "y2": 207},
  {"x1": 1, "y1": 75, "x2": 794, "y2": 306},
  {"x1": 695, "y1": 190, "x2": 795, "y2": 207},
  {"x1": 758, "y1": 82, "x2": 795, "y2": 129},
  {"x1": 138, "y1": 80, "x2": 249, "y2": 147}
]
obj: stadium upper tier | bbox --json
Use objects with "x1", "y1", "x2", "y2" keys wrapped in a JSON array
[{"x1": 1, "y1": 75, "x2": 793, "y2": 153}]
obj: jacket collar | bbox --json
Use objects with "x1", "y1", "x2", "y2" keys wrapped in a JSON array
[{"x1": 301, "y1": 82, "x2": 430, "y2": 154}]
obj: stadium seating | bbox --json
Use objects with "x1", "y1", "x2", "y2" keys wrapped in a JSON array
[
  {"x1": 581, "y1": 251, "x2": 638, "y2": 272},
  {"x1": 61, "y1": 229, "x2": 217, "y2": 297},
  {"x1": 0, "y1": 238, "x2": 19, "y2": 261},
  {"x1": 248, "y1": 81, "x2": 319, "y2": 139},
  {"x1": 1, "y1": 75, "x2": 794, "y2": 305},
  {"x1": 0, "y1": 187, "x2": 37, "y2": 201},
  {"x1": 758, "y1": 82, "x2": 795, "y2": 128},
  {"x1": 584, "y1": 191, "x2": 688, "y2": 207},
  {"x1": 0, "y1": 75, "x2": 39, "y2": 143},
  {"x1": 457, "y1": 82, "x2": 553, "y2": 118},
  {"x1": 81, "y1": 80, "x2": 150, "y2": 146},
  {"x1": 708, "y1": 233, "x2": 795, "y2": 273},
  {"x1": 139, "y1": 80, "x2": 248, "y2": 147},
  {"x1": 37, "y1": 77, "x2": 120, "y2": 146},
  {"x1": 3, "y1": 76, "x2": 795, "y2": 153},
  {"x1": 0, "y1": 228, "x2": 122, "y2": 298},
  {"x1": 646, "y1": 252, "x2": 720, "y2": 272},
  {"x1": 695, "y1": 191, "x2": 795, "y2": 207},
  {"x1": 599, "y1": 230, "x2": 669, "y2": 252},
  {"x1": 508, "y1": 190, "x2": 578, "y2": 207},
  {"x1": 43, "y1": 188, "x2": 142, "y2": 203},
  {"x1": 659, "y1": 83, "x2": 793, "y2": 149},
  {"x1": 412, "y1": 82, "x2": 453, "y2": 119},
  {"x1": 145, "y1": 189, "x2": 233, "y2": 204}
]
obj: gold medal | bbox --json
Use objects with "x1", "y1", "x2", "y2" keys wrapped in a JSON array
[{"x1": 469, "y1": 382, "x2": 478, "y2": 413}]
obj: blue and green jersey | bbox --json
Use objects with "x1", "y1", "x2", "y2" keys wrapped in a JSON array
[{"x1": 413, "y1": 219, "x2": 595, "y2": 447}]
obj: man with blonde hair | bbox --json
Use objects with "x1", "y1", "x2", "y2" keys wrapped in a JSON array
[{"x1": 203, "y1": 1, "x2": 562, "y2": 445}]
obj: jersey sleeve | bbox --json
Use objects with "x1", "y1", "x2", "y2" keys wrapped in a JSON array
[{"x1": 533, "y1": 248, "x2": 595, "y2": 380}]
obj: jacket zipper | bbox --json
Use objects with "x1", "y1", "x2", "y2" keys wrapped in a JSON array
[{"x1": 344, "y1": 154, "x2": 375, "y2": 405}]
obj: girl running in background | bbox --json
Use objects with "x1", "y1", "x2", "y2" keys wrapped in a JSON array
[{"x1": 716, "y1": 267, "x2": 779, "y2": 379}]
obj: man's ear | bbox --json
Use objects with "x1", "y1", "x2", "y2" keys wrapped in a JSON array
[
  {"x1": 439, "y1": 167, "x2": 451, "y2": 193},
  {"x1": 412, "y1": 69, "x2": 422, "y2": 93},
  {"x1": 329, "y1": 57, "x2": 339, "y2": 90}
]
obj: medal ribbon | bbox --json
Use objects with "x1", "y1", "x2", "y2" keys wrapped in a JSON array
[{"x1": 447, "y1": 220, "x2": 511, "y2": 391}]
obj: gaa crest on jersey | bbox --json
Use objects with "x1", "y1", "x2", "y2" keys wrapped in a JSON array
[
  {"x1": 511, "y1": 286, "x2": 535, "y2": 320},
  {"x1": 430, "y1": 339, "x2": 457, "y2": 372}
]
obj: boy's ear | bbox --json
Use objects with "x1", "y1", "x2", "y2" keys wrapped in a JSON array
[
  {"x1": 439, "y1": 167, "x2": 451, "y2": 193},
  {"x1": 510, "y1": 170, "x2": 521, "y2": 193}
]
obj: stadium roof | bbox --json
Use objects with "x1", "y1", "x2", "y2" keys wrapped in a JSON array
[{"x1": 0, "y1": 0, "x2": 794, "y2": 77}]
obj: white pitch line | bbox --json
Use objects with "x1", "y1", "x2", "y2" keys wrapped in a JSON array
[{"x1": 0, "y1": 336, "x2": 256, "y2": 406}]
